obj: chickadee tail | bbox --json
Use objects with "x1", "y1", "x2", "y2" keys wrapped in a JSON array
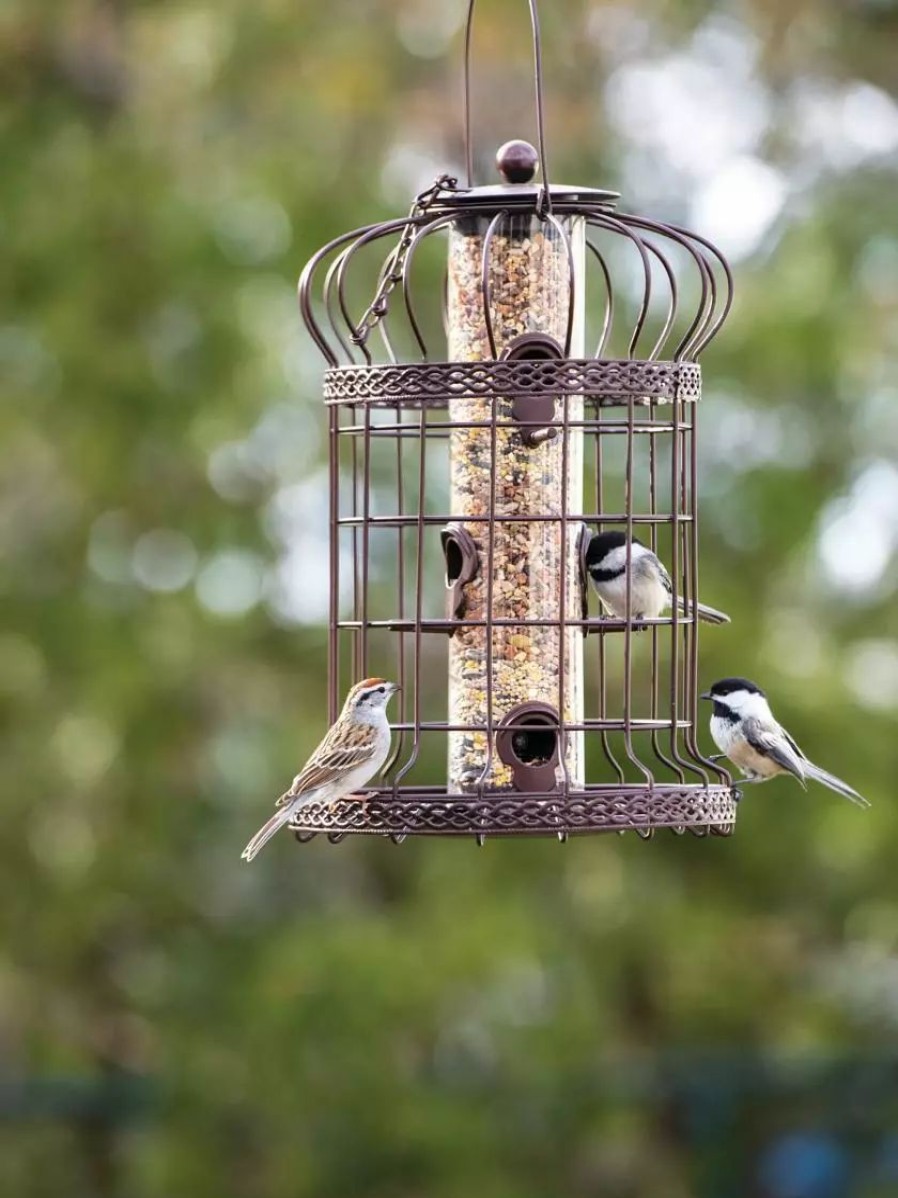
[
  {"x1": 241, "y1": 801, "x2": 297, "y2": 862},
  {"x1": 803, "y1": 761, "x2": 870, "y2": 808},
  {"x1": 676, "y1": 598, "x2": 731, "y2": 625}
]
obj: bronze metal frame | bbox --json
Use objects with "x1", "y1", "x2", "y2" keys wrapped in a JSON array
[{"x1": 292, "y1": 0, "x2": 739, "y2": 843}]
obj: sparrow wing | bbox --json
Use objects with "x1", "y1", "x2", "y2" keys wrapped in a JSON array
[
  {"x1": 742, "y1": 716, "x2": 808, "y2": 786},
  {"x1": 276, "y1": 726, "x2": 379, "y2": 804}
]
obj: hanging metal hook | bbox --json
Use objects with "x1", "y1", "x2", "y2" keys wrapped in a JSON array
[{"x1": 463, "y1": 0, "x2": 552, "y2": 215}]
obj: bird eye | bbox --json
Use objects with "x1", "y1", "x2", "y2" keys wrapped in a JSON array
[{"x1": 377, "y1": 686, "x2": 385, "y2": 694}]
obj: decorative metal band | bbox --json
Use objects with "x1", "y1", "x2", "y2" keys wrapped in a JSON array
[
  {"x1": 323, "y1": 359, "x2": 702, "y2": 408},
  {"x1": 289, "y1": 784, "x2": 737, "y2": 840}
]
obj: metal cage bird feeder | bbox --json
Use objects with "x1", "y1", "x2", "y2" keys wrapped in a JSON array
[{"x1": 294, "y1": 0, "x2": 739, "y2": 842}]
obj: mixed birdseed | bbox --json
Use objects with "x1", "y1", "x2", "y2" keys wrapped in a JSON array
[{"x1": 446, "y1": 217, "x2": 584, "y2": 792}]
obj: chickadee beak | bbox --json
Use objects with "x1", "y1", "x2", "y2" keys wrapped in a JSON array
[{"x1": 699, "y1": 691, "x2": 712, "y2": 701}]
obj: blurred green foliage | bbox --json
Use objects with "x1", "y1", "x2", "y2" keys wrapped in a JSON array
[{"x1": 2, "y1": 1, "x2": 898, "y2": 1196}]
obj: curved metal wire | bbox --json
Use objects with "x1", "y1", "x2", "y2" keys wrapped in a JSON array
[
  {"x1": 543, "y1": 212, "x2": 576, "y2": 356},
  {"x1": 616, "y1": 214, "x2": 734, "y2": 359},
  {"x1": 372, "y1": 246, "x2": 403, "y2": 365},
  {"x1": 333, "y1": 218, "x2": 433, "y2": 367},
  {"x1": 300, "y1": 200, "x2": 733, "y2": 369},
  {"x1": 617, "y1": 214, "x2": 716, "y2": 361},
  {"x1": 673, "y1": 224, "x2": 734, "y2": 358},
  {"x1": 464, "y1": 0, "x2": 551, "y2": 212},
  {"x1": 324, "y1": 248, "x2": 361, "y2": 364},
  {"x1": 584, "y1": 212, "x2": 654, "y2": 359},
  {"x1": 586, "y1": 239, "x2": 614, "y2": 358},
  {"x1": 480, "y1": 210, "x2": 509, "y2": 360},
  {"x1": 401, "y1": 212, "x2": 465, "y2": 361},
  {"x1": 299, "y1": 221, "x2": 383, "y2": 366},
  {"x1": 300, "y1": 214, "x2": 447, "y2": 366},
  {"x1": 642, "y1": 240, "x2": 679, "y2": 361},
  {"x1": 588, "y1": 224, "x2": 679, "y2": 361}
]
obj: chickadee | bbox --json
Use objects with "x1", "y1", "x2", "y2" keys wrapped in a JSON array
[
  {"x1": 241, "y1": 678, "x2": 399, "y2": 862},
  {"x1": 585, "y1": 531, "x2": 729, "y2": 625},
  {"x1": 701, "y1": 677, "x2": 869, "y2": 807}
]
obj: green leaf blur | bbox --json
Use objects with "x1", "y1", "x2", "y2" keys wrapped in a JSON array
[{"x1": 2, "y1": 2, "x2": 897, "y2": 1196}]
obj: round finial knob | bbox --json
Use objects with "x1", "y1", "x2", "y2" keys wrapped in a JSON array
[{"x1": 496, "y1": 140, "x2": 539, "y2": 185}]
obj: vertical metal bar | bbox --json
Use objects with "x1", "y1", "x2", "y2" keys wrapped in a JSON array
[
  {"x1": 682, "y1": 404, "x2": 711, "y2": 783},
  {"x1": 622, "y1": 396, "x2": 634, "y2": 743},
  {"x1": 350, "y1": 406, "x2": 360, "y2": 680},
  {"x1": 668, "y1": 392, "x2": 700, "y2": 780},
  {"x1": 648, "y1": 400, "x2": 684, "y2": 781},
  {"x1": 463, "y1": 0, "x2": 552, "y2": 209},
  {"x1": 383, "y1": 406, "x2": 406, "y2": 779},
  {"x1": 669, "y1": 387, "x2": 682, "y2": 768},
  {"x1": 477, "y1": 384, "x2": 499, "y2": 791},
  {"x1": 622, "y1": 392, "x2": 653, "y2": 787},
  {"x1": 684, "y1": 389, "x2": 729, "y2": 782},
  {"x1": 558, "y1": 387, "x2": 571, "y2": 817},
  {"x1": 684, "y1": 402, "x2": 713, "y2": 776},
  {"x1": 359, "y1": 402, "x2": 372, "y2": 677},
  {"x1": 394, "y1": 406, "x2": 428, "y2": 787},
  {"x1": 680, "y1": 412, "x2": 689, "y2": 722},
  {"x1": 595, "y1": 404, "x2": 625, "y2": 782},
  {"x1": 329, "y1": 403, "x2": 341, "y2": 725}
]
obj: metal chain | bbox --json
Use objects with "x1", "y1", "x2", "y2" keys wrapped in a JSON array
[{"x1": 350, "y1": 173, "x2": 458, "y2": 348}]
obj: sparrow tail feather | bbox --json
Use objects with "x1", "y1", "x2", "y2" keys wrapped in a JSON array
[{"x1": 241, "y1": 800, "x2": 301, "y2": 862}]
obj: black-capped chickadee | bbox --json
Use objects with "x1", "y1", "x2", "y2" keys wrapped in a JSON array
[
  {"x1": 701, "y1": 677, "x2": 869, "y2": 807},
  {"x1": 585, "y1": 531, "x2": 729, "y2": 625}
]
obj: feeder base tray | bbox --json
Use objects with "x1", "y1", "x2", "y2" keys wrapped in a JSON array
[{"x1": 290, "y1": 784, "x2": 738, "y2": 842}]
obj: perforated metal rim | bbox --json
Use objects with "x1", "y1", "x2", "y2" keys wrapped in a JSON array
[
  {"x1": 289, "y1": 784, "x2": 738, "y2": 839},
  {"x1": 323, "y1": 359, "x2": 702, "y2": 407}
]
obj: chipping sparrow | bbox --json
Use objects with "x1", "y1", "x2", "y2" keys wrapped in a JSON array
[
  {"x1": 241, "y1": 678, "x2": 399, "y2": 862},
  {"x1": 585, "y1": 531, "x2": 729, "y2": 625}
]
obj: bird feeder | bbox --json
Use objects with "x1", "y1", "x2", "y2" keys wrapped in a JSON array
[{"x1": 294, "y1": 0, "x2": 738, "y2": 841}]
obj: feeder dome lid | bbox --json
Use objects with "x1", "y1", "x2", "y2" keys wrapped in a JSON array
[
  {"x1": 431, "y1": 182, "x2": 620, "y2": 212},
  {"x1": 431, "y1": 140, "x2": 619, "y2": 213}
]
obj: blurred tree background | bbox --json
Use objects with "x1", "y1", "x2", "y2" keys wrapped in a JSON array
[{"x1": 2, "y1": 1, "x2": 898, "y2": 1196}]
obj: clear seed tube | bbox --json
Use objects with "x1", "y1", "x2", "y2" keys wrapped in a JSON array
[{"x1": 446, "y1": 212, "x2": 585, "y2": 792}]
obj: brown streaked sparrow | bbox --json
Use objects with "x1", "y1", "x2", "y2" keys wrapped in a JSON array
[
  {"x1": 585, "y1": 531, "x2": 729, "y2": 625},
  {"x1": 241, "y1": 678, "x2": 399, "y2": 862},
  {"x1": 701, "y1": 676, "x2": 869, "y2": 806}
]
